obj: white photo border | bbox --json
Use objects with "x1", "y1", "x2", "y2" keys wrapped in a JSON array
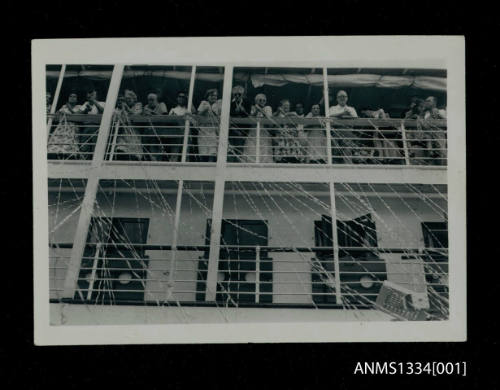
[{"x1": 33, "y1": 36, "x2": 466, "y2": 345}]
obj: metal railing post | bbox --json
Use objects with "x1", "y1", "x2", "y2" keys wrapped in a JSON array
[
  {"x1": 400, "y1": 120, "x2": 411, "y2": 165},
  {"x1": 108, "y1": 120, "x2": 120, "y2": 161},
  {"x1": 322, "y1": 67, "x2": 333, "y2": 165},
  {"x1": 86, "y1": 242, "x2": 101, "y2": 301},
  {"x1": 329, "y1": 181, "x2": 342, "y2": 304},
  {"x1": 255, "y1": 245, "x2": 260, "y2": 303},
  {"x1": 256, "y1": 120, "x2": 261, "y2": 163},
  {"x1": 47, "y1": 64, "x2": 66, "y2": 141},
  {"x1": 182, "y1": 66, "x2": 196, "y2": 163}
]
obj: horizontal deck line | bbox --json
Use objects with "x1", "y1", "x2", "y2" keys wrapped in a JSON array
[
  {"x1": 47, "y1": 114, "x2": 447, "y2": 127},
  {"x1": 48, "y1": 162, "x2": 447, "y2": 184}
]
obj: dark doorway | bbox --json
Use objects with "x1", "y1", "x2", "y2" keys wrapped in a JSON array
[
  {"x1": 196, "y1": 219, "x2": 272, "y2": 305},
  {"x1": 421, "y1": 221, "x2": 449, "y2": 317},
  {"x1": 76, "y1": 217, "x2": 150, "y2": 303},
  {"x1": 312, "y1": 214, "x2": 386, "y2": 306}
]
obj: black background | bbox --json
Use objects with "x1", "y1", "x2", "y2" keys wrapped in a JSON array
[{"x1": 4, "y1": 0, "x2": 498, "y2": 388}]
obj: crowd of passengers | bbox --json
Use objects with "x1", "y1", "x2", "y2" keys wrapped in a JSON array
[{"x1": 47, "y1": 85, "x2": 447, "y2": 164}]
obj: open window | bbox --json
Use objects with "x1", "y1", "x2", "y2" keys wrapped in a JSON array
[{"x1": 76, "y1": 217, "x2": 150, "y2": 303}]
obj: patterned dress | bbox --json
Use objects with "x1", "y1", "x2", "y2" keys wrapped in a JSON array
[
  {"x1": 242, "y1": 105, "x2": 274, "y2": 163},
  {"x1": 305, "y1": 113, "x2": 327, "y2": 162},
  {"x1": 47, "y1": 104, "x2": 82, "y2": 157},
  {"x1": 113, "y1": 103, "x2": 145, "y2": 160},
  {"x1": 197, "y1": 100, "x2": 221, "y2": 158},
  {"x1": 273, "y1": 113, "x2": 307, "y2": 163}
]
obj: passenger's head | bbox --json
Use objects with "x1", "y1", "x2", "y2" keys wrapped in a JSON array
[
  {"x1": 86, "y1": 89, "x2": 97, "y2": 101},
  {"x1": 176, "y1": 91, "x2": 187, "y2": 107},
  {"x1": 280, "y1": 99, "x2": 291, "y2": 113},
  {"x1": 232, "y1": 85, "x2": 245, "y2": 100},
  {"x1": 310, "y1": 104, "x2": 321, "y2": 117},
  {"x1": 425, "y1": 96, "x2": 437, "y2": 109},
  {"x1": 67, "y1": 90, "x2": 78, "y2": 105},
  {"x1": 124, "y1": 90, "x2": 138, "y2": 106},
  {"x1": 116, "y1": 94, "x2": 125, "y2": 107},
  {"x1": 254, "y1": 93, "x2": 267, "y2": 107},
  {"x1": 147, "y1": 93, "x2": 159, "y2": 105},
  {"x1": 295, "y1": 102, "x2": 304, "y2": 115},
  {"x1": 414, "y1": 98, "x2": 425, "y2": 114},
  {"x1": 205, "y1": 89, "x2": 218, "y2": 104},
  {"x1": 409, "y1": 96, "x2": 419, "y2": 108},
  {"x1": 336, "y1": 90, "x2": 348, "y2": 106}
]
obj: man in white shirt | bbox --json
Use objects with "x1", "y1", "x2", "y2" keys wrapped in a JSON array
[
  {"x1": 80, "y1": 89, "x2": 105, "y2": 159},
  {"x1": 423, "y1": 96, "x2": 446, "y2": 119},
  {"x1": 166, "y1": 91, "x2": 190, "y2": 161},
  {"x1": 328, "y1": 90, "x2": 358, "y2": 118},
  {"x1": 423, "y1": 96, "x2": 447, "y2": 165},
  {"x1": 168, "y1": 91, "x2": 189, "y2": 116},
  {"x1": 327, "y1": 90, "x2": 358, "y2": 163},
  {"x1": 144, "y1": 93, "x2": 168, "y2": 115},
  {"x1": 81, "y1": 89, "x2": 105, "y2": 115}
]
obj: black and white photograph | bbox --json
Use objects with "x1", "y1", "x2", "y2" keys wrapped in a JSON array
[{"x1": 32, "y1": 37, "x2": 466, "y2": 344}]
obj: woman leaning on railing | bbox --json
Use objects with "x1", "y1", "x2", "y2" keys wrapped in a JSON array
[
  {"x1": 304, "y1": 104, "x2": 327, "y2": 164},
  {"x1": 272, "y1": 99, "x2": 308, "y2": 163},
  {"x1": 241, "y1": 93, "x2": 274, "y2": 163},
  {"x1": 47, "y1": 90, "x2": 83, "y2": 160},
  {"x1": 112, "y1": 90, "x2": 145, "y2": 161},
  {"x1": 195, "y1": 89, "x2": 222, "y2": 163}
]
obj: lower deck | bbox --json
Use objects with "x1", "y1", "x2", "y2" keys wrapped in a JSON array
[{"x1": 48, "y1": 180, "x2": 448, "y2": 323}]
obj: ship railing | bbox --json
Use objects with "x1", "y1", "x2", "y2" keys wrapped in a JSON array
[
  {"x1": 49, "y1": 243, "x2": 448, "y2": 310},
  {"x1": 228, "y1": 117, "x2": 447, "y2": 166},
  {"x1": 46, "y1": 114, "x2": 102, "y2": 161},
  {"x1": 46, "y1": 114, "x2": 447, "y2": 166}
]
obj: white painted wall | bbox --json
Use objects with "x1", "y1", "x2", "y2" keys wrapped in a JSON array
[{"x1": 48, "y1": 184, "x2": 447, "y2": 320}]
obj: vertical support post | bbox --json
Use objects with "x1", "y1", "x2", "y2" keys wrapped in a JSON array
[
  {"x1": 328, "y1": 181, "x2": 342, "y2": 304},
  {"x1": 108, "y1": 120, "x2": 120, "y2": 161},
  {"x1": 47, "y1": 64, "x2": 66, "y2": 141},
  {"x1": 86, "y1": 243, "x2": 101, "y2": 300},
  {"x1": 182, "y1": 66, "x2": 197, "y2": 163},
  {"x1": 322, "y1": 67, "x2": 333, "y2": 165},
  {"x1": 166, "y1": 66, "x2": 195, "y2": 299},
  {"x1": 205, "y1": 65, "x2": 233, "y2": 301},
  {"x1": 62, "y1": 65, "x2": 124, "y2": 298},
  {"x1": 255, "y1": 245, "x2": 260, "y2": 304},
  {"x1": 165, "y1": 179, "x2": 184, "y2": 301},
  {"x1": 215, "y1": 65, "x2": 233, "y2": 166},
  {"x1": 256, "y1": 120, "x2": 261, "y2": 163},
  {"x1": 400, "y1": 120, "x2": 411, "y2": 165}
]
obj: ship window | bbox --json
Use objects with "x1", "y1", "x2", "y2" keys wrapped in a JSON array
[
  {"x1": 314, "y1": 214, "x2": 377, "y2": 257},
  {"x1": 422, "y1": 222, "x2": 448, "y2": 249},
  {"x1": 196, "y1": 219, "x2": 271, "y2": 305},
  {"x1": 76, "y1": 217, "x2": 149, "y2": 303},
  {"x1": 420, "y1": 222, "x2": 449, "y2": 315},
  {"x1": 312, "y1": 214, "x2": 381, "y2": 305}
]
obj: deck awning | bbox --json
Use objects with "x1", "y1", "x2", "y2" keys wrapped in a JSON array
[
  {"x1": 46, "y1": 69, "x2": 446, "y2": 91},
  {"x1": 249, "y1": 73, "x2": 446, "y2": 91}
]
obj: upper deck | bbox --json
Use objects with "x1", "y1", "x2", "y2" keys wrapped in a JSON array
[{"x1": 46, "y1": 64, "x2": 447, "y2": 185}]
